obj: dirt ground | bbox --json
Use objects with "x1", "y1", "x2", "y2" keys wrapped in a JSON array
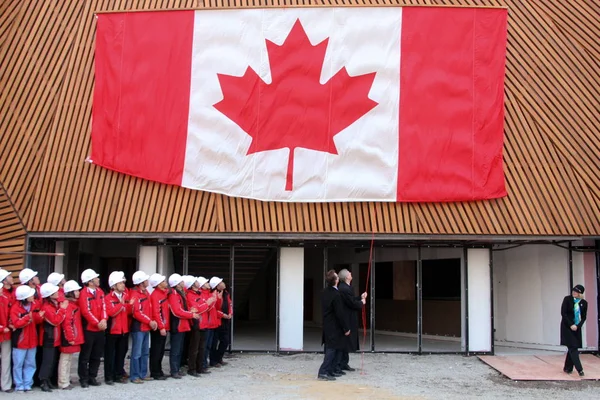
[{"x1": 8, "y1": 352, "x2": 600, "y2": 399}]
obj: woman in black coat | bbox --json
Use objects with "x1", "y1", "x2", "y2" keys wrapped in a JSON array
[{"x1": 560, "y1": 284, "x2": 588, "y2": 376}]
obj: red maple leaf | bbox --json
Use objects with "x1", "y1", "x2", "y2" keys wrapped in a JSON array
[{"x1": 214, "y1": 19, "x2": 378, "y2": 191}]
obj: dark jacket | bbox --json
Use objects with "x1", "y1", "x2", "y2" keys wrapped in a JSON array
[
  {"x1": 560, "y1": 295, "x2": 587, "y2": 348},
  {"x1": 321, "y1": 286, "x2": 349, "y2": 350},
  {"x1": 338, "y1": 281, "x2": 363, "y2": 352}
]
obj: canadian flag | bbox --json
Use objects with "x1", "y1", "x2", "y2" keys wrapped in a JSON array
[{"x1": 90, "y1": 7, "x2": 508, "y2": 202}]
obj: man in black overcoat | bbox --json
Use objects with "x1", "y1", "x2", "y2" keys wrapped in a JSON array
[
  {"x1": 317, "y1": 270, "x2": 350, "y2": 381},
  {"x1": 337, "y1": 269, "x2": 366, "y2": 372},
  {"x1": 560, "y1": 284, "x2": 588, "y2": 376}
]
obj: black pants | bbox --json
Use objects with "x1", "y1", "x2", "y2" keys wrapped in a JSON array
[
  {"x1": 564, "y1": 346, "x2": 583, "y2": 373},
  {"x1": 104, "y1": 333, "x2": 129, "y2": 382},
  {"x1": 210, "y1": 322, "x2": 230, "y2": 366},
  {"x1": 150, "y1": 331, "x2": 167, "y2": 378},
  {"x1": 39, "y1": 347, "x2": 58, "y2": 381},
  {"x1": 318, "y1": 347, "x2": 342, "y2": 377},
  {"x1": 78, "y1": 330, "x2": 105, "y2": 382},
  {"x1": 33, "y1": 345, "x2": 43, "y2": 386},
  {"x1": 187, "y1": 329, "x2": 206, "y2": 373},
  {"x1": 181, "y1": 332, "x2": 190, "y2": 367},
  {"x1": 339, "y1": 351, "x2": 350, "y2": 369}
]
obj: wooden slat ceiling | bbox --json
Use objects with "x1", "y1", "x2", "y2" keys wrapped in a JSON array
[
  {"x1": 0, "y1": 183, "x2": 26, "y2": 272},
  {"x1": 1, "y1": 0, "x2": 599, "y2": 236}
]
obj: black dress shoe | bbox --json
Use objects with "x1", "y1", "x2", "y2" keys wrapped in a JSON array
[
  {"x1": 578, "y1": 370, "x2": 585, "y2": 377},
  {"x1": 342, "y1": 366, "x2": 356, "y2": 372},
  {"x1": 318, "y1": 374, "x2": 335, "y2": 381},
  {"x1": 41, "y1": 381, "x2": 53, "y2": 392},
  {"x1": 80, "y1": 381, "x2": 89, "y2": 388},
  {"x1": 334, "y1": 370, "x2": 346, "y2": 375},
  {"x1": 88, "y1": 378, "x2": 101, "y2": 386},
  {"x1": 153, "y1": 375, "x2": 168, "y2": 381},
  {"x1": 171, "y1": 373, "x2": 182, "y2": 379},
  {"x1": 188, "y1": 371, "x2": 201, "y2": 377},
  {"x1": 563, "y1": 368, "x2": 573, "y2": 374},
  {"x1": 49, "y1": 381, "x2": 58, "y2": 389},
  {"x1": 105, "y1": 380, "x2": 115, "y2": 385},
  {"x1": 329, "y1": 372, "x2": 343, "y2": 377}
]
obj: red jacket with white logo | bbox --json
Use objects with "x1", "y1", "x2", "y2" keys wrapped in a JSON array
[
  {"x1": 10, "y1": 301, "x2": 43, "y2": 349},
  {"x1": 78, "y1": 287, "x2": 107, "y2": 332},
  {"x1": 199, "y1": 289, "x2": 218, "y2": 330},
  {"x1": 169, "y1": 289, "x2": 194, "y2": 333},
  {"x1": 105, "y1": 290, "x2": 132, "y2": 335},
  {"x1": 186, "y1": 289, "x2": 205, "y2": 330},
  {"x1": 216, "y1": 290, "x2": 233, "y2": 322},
  {"x1": 130, "y1": 287, "x2": 153, "y2": 332},
  {"x1": 40, "y1": 299, "x2": 67, "y2": 347},
  {"x1": 60, "y1": 299, "x2": 84, "y2": 353},
  {"x1": 0, "y1": 290, "x2": 11, "y2": 342},
  {"x1": 151, "y1": 287, "x2": 170, "y2": 331}
]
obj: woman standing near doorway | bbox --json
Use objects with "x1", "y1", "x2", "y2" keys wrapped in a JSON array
[{"x1": 561, "y1": 285, "x2": 588, "y2": 377}]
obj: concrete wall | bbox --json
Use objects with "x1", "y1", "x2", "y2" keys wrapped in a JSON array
[{"x1": 493, "y1": 244, "x2": 570, "y2": 347}]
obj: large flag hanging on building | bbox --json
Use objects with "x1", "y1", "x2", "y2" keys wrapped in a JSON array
[{"x1": 90, "y1": 7, "x2": 508, "y2": 202}]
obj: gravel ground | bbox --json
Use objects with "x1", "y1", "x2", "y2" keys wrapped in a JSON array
[{"x1": 8, "y1": 353, "x2": 600, "y2": 399}]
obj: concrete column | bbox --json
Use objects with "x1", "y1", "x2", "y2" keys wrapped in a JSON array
[
  {"x1": 279, "y1": 247, "x2": 304, "y2": 351},
  {"x1": 157, "y1": 246, "x2": 174, "y2": 277},
  {"x1": 54, "y1": 241, "x2": 65, "y2": 274},
  {"x1": 467, "y1": 248, "x2": 492, "y2": 352},
  {"x1": 138, "y1": 246, "x2": 158, "y2": 276}
]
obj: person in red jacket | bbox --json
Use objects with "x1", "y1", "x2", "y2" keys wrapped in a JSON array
[
  {"x1": 104, "y1": 271, "x2": 131, "y2": 385},
  {"x1": 201, "y1": 278, "x2": 219, "y2": 370},
  {"x1": 129, "y1": 271, "x2": 157, "y2": 384},
  {"x1": 10, "y1": 285, "x2": 44, "y2": 393},
  {"x1": 47, "y1": 273, "x2": 66, "y2": 302},
  {"x1": 58, "y1": 280, "x2": 84, "y2": 390},
  {"x1": 167, "y1": 274, "x2": 199, "y2": 379},
  {"x1": 77, "y1": 268, "x2": 107, "y2": 388},
  {"x1": 38, "y1": 283, "x2": 68, "y2": 392},
  {"x1": 149, "y1": 273, "x2": 169, "y2": 380},
  {"x1": 0, "y1": 269, "x2": 13, "y2": 393},
  {"x1": 210, "y1": 278, "x2": 233, "y2": 368}
]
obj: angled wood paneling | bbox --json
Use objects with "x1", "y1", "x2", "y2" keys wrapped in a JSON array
[
  {"x1": 0, "y1": 0, "x2": 599, "y2": 236},
  {"x1": 0, "y1": 183, "x2": 26, "y2": 272}
]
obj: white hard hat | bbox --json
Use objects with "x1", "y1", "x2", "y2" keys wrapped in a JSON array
[
  {"x1": 132, "y1": 271, "x2": 150, "y2": 285},
  {"x1": 63, "y1": 280, "x2": 82, "y2": 294},
  {"x1": 168, "y1": 273, "x2": 184, "y2": 288},
  {"x1": 182, "y1": 275, "x2": 196, "y2": 289},
  {"x1": 81, "y1": 268, "x2": 99, "y2": 284},
  {"x1": 108, "y1": 271, "x2": 126, "y2": 288},
  {"x1": 0, "y1": 269, "x2": 10, "y2": 283},
  {"x1": 209, "y1": 276, "x2": 223, "y2": 289},
  {"x1": 47, "y1": 272, "x2": 65, "y2": 286},
  {"x1": 40, "y1": 282, "x2": 59, "y2": 298},
  {"x1": 197, "y1": 276, "x2": 209, "y2": 288},
  {"x1": 19, "y1": 268, "x2": 37, "y2": 284},
  {"x1": 16, "y1": 285, "x2": 36, "y2": 301},
  {"x1": 148, "y1": 273, "x2": 166, "y2": 288}
]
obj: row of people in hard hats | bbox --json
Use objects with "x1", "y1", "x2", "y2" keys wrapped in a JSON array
[{"x1": 0, "y1": 267, "x2": 232, "y2": 393}]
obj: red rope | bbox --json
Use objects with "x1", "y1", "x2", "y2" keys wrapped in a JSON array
[{"x1": 360, "y1": 210, "x2": 376, "y2": 375}]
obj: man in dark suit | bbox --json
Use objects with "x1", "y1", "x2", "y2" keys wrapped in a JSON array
[
  {"x1": 561, "y1": 284, "x2": 588, "y2": 377},
  {"x1": 317, "y1": 270, "x2": 350, "y2": 381},
  {"x1": 337, "y1": 269, "x2": 366, "y2": 372}
]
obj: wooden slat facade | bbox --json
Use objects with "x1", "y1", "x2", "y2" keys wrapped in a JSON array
[
  {"x1": 1, "y1": 0, "x2": 599, "y2": 240},
  {"x1": 0, "y1": 183, "x2": 26, "y2": 273}
]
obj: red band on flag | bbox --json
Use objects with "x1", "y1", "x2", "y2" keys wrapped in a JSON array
[
  {"x1": 91, "y1": 11, "x2": 194, "y2": 186},
  {"x1": 397, "y1": 7, "x2": 507, "y2": 202}
]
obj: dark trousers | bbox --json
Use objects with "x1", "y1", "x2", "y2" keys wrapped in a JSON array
[
  {"x1": 564, "y1": 346, "x2": 583, "y2": 372},
  {"x1": 203, "y1": 329, "x2": 215, "y2": 369},
  {"x1": 339, "y1": 351, "x2": 350, "y2": 369},
  {"x1": 181, "y1": 332, "x2": 190, "y2": 367},
  {"x1": 39, "y1": 347, "x2": 58, "y2": 381},
  {"x1": 150, "y1": 331, "x2": 167, "y2": 378},
  {"x1": 210, "y1": 322, "x2": 230, "y2": 366},
  {"x1": 187, "y1": 329, "x2": 206, "y2": 373},
  {"x1": 104, "y1": 333, "x2": 129, "y2": 382},
  {"x1": 78, "y1": 330, "x2": 105, "y2": 382},
  {"x1": 33, "y1": 345, "x2": 43, "y2": 386},
  {"x1": 318, "y1": 347, "x2": 342, "y2": 377},
  {"x1": 169, "y1": 332, "x2": 185, "y2": 375}
]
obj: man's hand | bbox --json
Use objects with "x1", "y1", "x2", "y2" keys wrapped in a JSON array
[
  {"x1": 150, "y1": 320, "x2": 158, "y2": 330},
  {"x1": 223, "y1": 314, "x2": 232, "y2": 320},
  {"x1": 192, "y1": 313, "x2": 200, "y2": 320},
  {"x1": 129, "y1": 299, "x2": 135, "y2": 305},
  {"x1": 69, "y1": 341, "x2": 75, "y2": 345},
  {"x1": 98, "y1": 319, "x2": 107, "y2": 330},
  {"x1": 60, "y1": 300, "x2": 68, "y2": 309},
  {"x1": 190, "y1": 307, "x2": 198, "y2": 313},
  {"x1": 207, "y1": 297, "x2": 216, "y2": 305},
  {"x1": 361, "y1": 292, "x2": 368, "y2": 300},
  {"x1": 3, "y1": 327, "x2": 10, "y2": 333},
  {"x1": 345, "y1": 330, "x2": 351, "y2": 336},
  {"x1": 571, "y1": 324, "x2": 578, "y2": 331},
  {"x1": 160, "y1": 329, "x2": 167, "y2": 336},
  {"x1": 38, "y1": 310, "x2": 45, "y2": 318}
]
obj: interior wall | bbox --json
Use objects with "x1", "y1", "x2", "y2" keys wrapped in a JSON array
[
  {"x1": 304, "y1": 247, "x2": 324, "y2": 325},
  {"x1": 494, "y1": 244, "x2": 569, "y2": 347}
]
